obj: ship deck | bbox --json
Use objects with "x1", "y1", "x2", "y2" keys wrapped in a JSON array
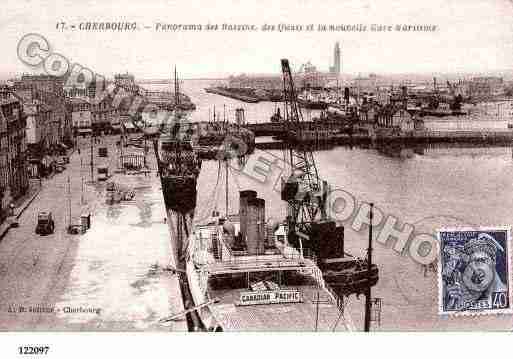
[
  {"x1": 208, "y1": 284, "x2": 350, "y2": 331},
  {"x1": 206, "y1": 255, "x2": 318, "y2": 275},
  {"x1": 192, "y1": 219, "x2": 354, "y2": 331}
]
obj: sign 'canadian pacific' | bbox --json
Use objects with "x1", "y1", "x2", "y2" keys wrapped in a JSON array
[{"x1": 238, "y1": 290, "x2": 302, "y2": 306}]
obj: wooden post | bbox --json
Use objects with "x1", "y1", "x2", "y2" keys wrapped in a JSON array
[
  {"x1": 67, "y1": 175, "x2": 71, "y2": 228},
  {"x1": 90, "y1": 134, "x2": 94, "y2": 181}
]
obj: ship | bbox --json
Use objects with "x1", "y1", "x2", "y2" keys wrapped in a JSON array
[
  {"x1": 149, "y1": 69, "x2": 203, "y2": 326},
  {"x1": 152, "y1": 69, "x2": 201, "y2": 214},
  {"x1": 167, "y1": 59, "x2": 378, "y2": 331},
  {"x1": 184, "y1": 189, "x2": 355, "y2": 331},
  {"x1": 297, "y1": 89, "x2": 329, "y2": 110},
  {"x1": 157, "y1": 133, "x2": 200, "y2": 214},
  {"x1": 182, "y1": 59, "x2": 378, "y2": 331},
  {"x1": 183, "y1": 162, "x2": 377, "y2": 331}
]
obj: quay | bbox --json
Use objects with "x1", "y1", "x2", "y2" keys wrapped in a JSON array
[
  {"x1": 205, "y1": 87, "x2": 260, "y2": 103},
  {"x1": 0, "y1": 134, "x2": 187, "y2": 331},
  {"x1": 247, "y1": 122, "x2": 513, "y2": 149}
]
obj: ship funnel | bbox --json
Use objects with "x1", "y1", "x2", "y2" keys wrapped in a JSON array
[
  {"x1": 235, "y1": 108, "x2": 245, "y2": 126},
  {"x1": 239, "y1": 190, "x2": 257, "y2": 247},
  {"x1": 402, "y1": 86, "x2": 408, "y2": 109},
  {"x1": 246, "y1": 197, "x2": 266, "y2": 255}
]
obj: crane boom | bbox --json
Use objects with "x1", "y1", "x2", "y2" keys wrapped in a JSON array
[{"x1": 280, "y1": 59, "x2": 327, "y2": 241}]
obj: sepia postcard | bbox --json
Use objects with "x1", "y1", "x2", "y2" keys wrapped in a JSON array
[{"x1": 1, "y1": 0, "x2": 513, "y2": 357}]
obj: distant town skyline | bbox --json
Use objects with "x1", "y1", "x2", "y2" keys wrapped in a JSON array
[{"x1": 1, "y1": 0, "x2": 513, "y2": 80}]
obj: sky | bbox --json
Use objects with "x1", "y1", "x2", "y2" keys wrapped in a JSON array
[{"x1": 1, "y1": 0, "x2": 513, "y2": 79}]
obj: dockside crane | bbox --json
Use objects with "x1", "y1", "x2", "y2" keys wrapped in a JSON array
[
  {"x1": 279, "y1": 58, "x2": 328, "y2": 248},
  {"x1": 279, "y1": 59, "x2": 379, "y2": 328}
]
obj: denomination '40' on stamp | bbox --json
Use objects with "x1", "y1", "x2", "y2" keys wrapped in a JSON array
[{"x1": 438, "y1": 227, "x2": 512, "y2": 316}]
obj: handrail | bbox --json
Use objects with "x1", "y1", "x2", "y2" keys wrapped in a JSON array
[{"x1": 208, "y1": 252, "x2": 318, "y2": 274}]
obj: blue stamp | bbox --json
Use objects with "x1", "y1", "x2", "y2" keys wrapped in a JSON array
[{"x1": 438, "y1": 227, "x2": 512, "y2": 316}]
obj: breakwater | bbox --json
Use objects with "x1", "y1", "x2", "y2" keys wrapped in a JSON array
[{"x1": 204, "y1": 87, "x2": 260, "y2": 103}]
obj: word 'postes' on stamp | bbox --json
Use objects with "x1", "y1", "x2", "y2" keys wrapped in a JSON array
[{"x1": 438, "y1": 228, "x2": 512, "y2": 316}]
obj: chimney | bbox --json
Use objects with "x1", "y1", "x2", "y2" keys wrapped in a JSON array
[
  {"x1": 235, "y1": 108, "x2": 245, "y2": 126},
  {"x1": 344, "y1": 87, "x2": 350, "y2": 106},
  {"x1": 402, "y1": 86, "x2": 408, "y2": 110},
  {"x1": 239, "y1": 190, "x2": 257, "y2": 246},
  {"x1": 257, "y1": 198, "x2": 266, "y2": 249},
  {"x1": 245, "y1": 197, "x2": 266, "y2": 255}
]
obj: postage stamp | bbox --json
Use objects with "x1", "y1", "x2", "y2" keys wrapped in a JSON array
[{"x1": 438, "y1": 227, "x2": 512, "y2": 316}]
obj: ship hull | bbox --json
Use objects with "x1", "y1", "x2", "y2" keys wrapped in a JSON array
[
  {"x1": 161, "y1": 176, "x2": 197, "y2": 214},
  {"x1": 298, "y1": 99, "x2": 328, "y2": 110}
]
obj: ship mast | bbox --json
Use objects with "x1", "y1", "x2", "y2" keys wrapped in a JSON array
[
  {"x1": 174, "y1": 66, "x2": 180, "y2": 107},
  {"x1": 170, "y1": 66, "x2": 182, "y2": 171}
]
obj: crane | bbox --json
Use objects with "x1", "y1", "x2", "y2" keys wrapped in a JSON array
[
  {"x1": 278, "y1": 60, "x2": 379, "y2": 323},
  {"x1": 279, "y1": 59, "x2": 328, "y2": 249},
  {"x1": 277, "y1": 60, "x2": 380, "y2": 325}
]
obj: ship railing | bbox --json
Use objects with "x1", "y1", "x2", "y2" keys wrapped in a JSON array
[{"x1": 208, "y1": 250, "x2": 318, "y2": 273}]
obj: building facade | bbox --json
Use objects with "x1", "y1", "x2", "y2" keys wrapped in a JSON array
[
  {"x1": 0, "y1": 88, "x2": 29, "y2": 208},
  {"x1": 469, "y1": 77, "x2": 504, "y2": 99},
  {"x1": 24, "y1": 100, "x2": 52, "y2": 153},
  {"x1": 64, "y1": 78, "x2": 108, "y2": 100},
  {"x1": 466, "y1": 100, "x2": 513, "y2": 121},
  {"x1": 114, "y1": 73, "x2": 138, "y2": 93},
  {"x1": 90, "y1": 95, "x2": 119, "y2": 135},
  {"x1": 353, "y1": 74, "x2": 378, "y2": 95},
  {"x1": 67, "y1": 97, "x2": 92, "y2": 130},
  {"x1": 14, "y1": 74, "x2": 71, "y2": 147},
  {"x1": 64, "y1": 85, "x2": 88, "y2": 98},
  {"x1": 0, "y1": 95, "x2": 9, "y2": 216}
]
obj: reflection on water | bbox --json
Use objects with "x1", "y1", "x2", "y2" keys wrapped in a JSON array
[
  {"x1": 424, "y1": 118, "x2": 510, "y2": 131},
  {"x1": 375, "y1": 142, "x2": 513, "y2": 159}
]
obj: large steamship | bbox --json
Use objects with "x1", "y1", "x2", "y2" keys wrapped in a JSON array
[{"x1": 184, "y1": 189, "x2": 362, "y2": 331}]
